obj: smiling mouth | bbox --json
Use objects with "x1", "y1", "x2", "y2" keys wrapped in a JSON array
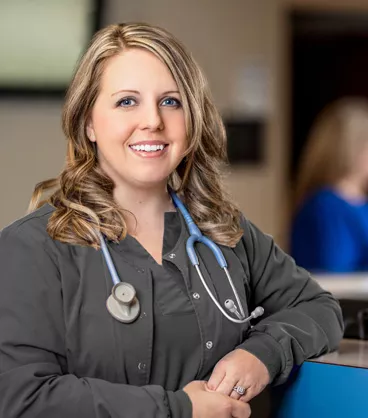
[{"x1": 129, "y1": 144, "x2": 168, "y2": 153}]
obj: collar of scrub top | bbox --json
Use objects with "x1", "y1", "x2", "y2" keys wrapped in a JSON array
[{"x1": 98, "y1": 188, "x2": 264, "y2": 324}]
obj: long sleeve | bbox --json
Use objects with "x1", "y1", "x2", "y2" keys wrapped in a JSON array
[
  {"x1": 237, "y1": 219, "x2": 344, "y2": 385},
  {"x1": 0, "y1": 221, "x2": 192, "y2": 418}
]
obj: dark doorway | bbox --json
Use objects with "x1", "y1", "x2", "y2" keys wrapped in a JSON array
[{"x1": 290, "y1": 11, "x2": 368, "y2": 181}]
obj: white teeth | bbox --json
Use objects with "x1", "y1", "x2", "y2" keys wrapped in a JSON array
[{"x1": 130, "y1": 144, "x2": 166, "y2": 152}]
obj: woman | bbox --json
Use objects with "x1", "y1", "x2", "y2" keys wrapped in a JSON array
[
  {"x1": 291, "y1": 97, "x2": 368, "y2": 273},
  {"x1": 0, "y1": 23, "x2": 343, "y2": 418}
]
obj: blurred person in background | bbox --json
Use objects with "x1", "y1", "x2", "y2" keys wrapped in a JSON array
[
  {"x1": 0, "y1": 22, "x2": 343, "y2": 418},
  {"x1": 291, "y1": 97, "x2": 368, "y2": 273}
]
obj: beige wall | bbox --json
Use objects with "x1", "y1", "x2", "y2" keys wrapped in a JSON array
[
  {"x1": 0, "y1": 100, "x2": 65, "y2": 223},
  {"x1": 1, "y1": 0, "x2": 367, "y2": 246}
]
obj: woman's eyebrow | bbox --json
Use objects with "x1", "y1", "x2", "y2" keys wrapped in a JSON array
[
  {"x1": 111, "y1": 89, "x2": 140, "y2": 97},
  {"x1": 161, "y1": 90, "x2": 180, "y2": 95},
  {"x1": 111, "y1": 89, "x2": 180, "y2": 97}
]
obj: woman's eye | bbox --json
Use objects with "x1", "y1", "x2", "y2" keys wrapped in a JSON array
[
  {"x1": 161, "y1": 97, "x2": 181, "y2": 107},
  {"x1": 117, "y1": 97, "x2": 137, "y2": 107}
]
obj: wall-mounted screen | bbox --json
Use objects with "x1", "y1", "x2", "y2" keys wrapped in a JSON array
[
  {"x1": 0, "y1": 0, "x2": 102, "y2": 96},
  {"x1": 225, "y1": 119, "x2": 265, "y2": 165}
]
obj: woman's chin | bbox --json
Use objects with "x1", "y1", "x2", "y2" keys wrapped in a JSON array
[{"x1": 131, "y1": 175, "x2": 170, "y2": 189}]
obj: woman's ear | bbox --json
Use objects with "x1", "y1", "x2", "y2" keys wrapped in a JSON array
[{"x1": 86, "y1": 122, "x2": 96, "y2": 142}]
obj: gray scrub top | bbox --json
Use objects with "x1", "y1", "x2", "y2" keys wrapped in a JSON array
[
  {"x1": 119, "y1": 212, "x2": 201, "y2": 388},
  {"x1": 0, "y1": 204, "x2": 344, "y2": 418}
]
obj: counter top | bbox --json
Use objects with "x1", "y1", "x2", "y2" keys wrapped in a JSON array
[
  {"x1": 310, "y1": 339, "x2": 368, "y2": 368},
  {"x1": 313, "y1": 274, "x2": 368, "y2": 300}
]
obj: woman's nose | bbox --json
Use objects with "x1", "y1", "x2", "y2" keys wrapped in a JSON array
[{"x1": 139, "y1": 104, "x2": 164, "y2": 131}]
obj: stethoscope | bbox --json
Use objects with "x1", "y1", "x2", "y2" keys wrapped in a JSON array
[{"x1": 99, "y1": 190, "x2": 264, "y2": 324}]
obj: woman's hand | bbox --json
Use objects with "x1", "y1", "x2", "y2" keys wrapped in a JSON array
[
  {"x1": 207, "y1": 349, "x2": 270, "y2": 402},
  {"x1": 183, "y1": 380, "x2": 251, "y2": 418}
]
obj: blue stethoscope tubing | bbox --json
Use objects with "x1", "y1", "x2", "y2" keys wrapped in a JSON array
[{"x1": 99, "y1": 190, "x2": 263, "y2": 324}]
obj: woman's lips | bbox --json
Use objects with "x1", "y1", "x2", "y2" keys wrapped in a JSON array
[{"x1": 129, "y1": 144, "x2": 169, "y2": 158}]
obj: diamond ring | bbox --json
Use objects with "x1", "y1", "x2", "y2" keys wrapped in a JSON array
[{"x1": 233, "y1": 385, "x2": 246, "y2": 396}]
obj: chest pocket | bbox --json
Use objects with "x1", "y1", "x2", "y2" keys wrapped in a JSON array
[{"x1": 153, "y1": 262, "x2": 195, "y2": 316}]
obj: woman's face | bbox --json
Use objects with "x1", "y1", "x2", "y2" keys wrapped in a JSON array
[
  {"x1": 354, "y1": 141, "x2": 368, "y2": 183},
  {"x1": 87, "y1": 48, "x2": 187, "y2": 189}
]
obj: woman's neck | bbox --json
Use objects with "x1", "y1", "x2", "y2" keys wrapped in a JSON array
[
  {"x1": 334, "y1": 177, "x2": 367, "y2": 202},
  {"x1": 113, "y1": 182, "x2": 175, "y2": 234}
]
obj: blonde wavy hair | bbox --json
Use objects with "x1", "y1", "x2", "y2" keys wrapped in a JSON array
[
  {"x1": 294, "y1": 97, "x2": 368, "y2": 208},
  {"x1": 29, "y1": 22, "x2": 243, "y2": 249}
]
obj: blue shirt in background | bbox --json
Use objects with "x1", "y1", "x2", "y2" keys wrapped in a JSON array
[{"x1": 291, "y1": 188, "x2": 368, "y2": 273}]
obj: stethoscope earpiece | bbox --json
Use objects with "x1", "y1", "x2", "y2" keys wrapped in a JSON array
[{"x1": 106, "y1": 282, "x2": 141, "y2": 323}]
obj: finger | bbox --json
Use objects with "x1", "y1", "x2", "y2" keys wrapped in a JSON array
[
  {"x1": 230, "y1": 385, "x2": 247, "y2": 400},
  {"x1": 240, "y1": 385, "x2": 263, "y2": 403},
  {"x1": 207, "y1": 367, "x2": 226, "y2": 391},
  {"x1": 229, "y1": 399, "x2": 251, "y2": 418},
  {"x1": 216, "y1": 375, "x2": 238, "y2": 397}
]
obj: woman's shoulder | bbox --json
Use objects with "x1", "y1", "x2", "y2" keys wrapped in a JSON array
[
  {"x1": 0, "y1": 204, "x2": 55, "y2": 245},
  {"x1": 298, "y1": 187, "x2": 347, "y2": 213},
  {"x1": 237, "y1": 213, "x2": 275, "y2": 259}
]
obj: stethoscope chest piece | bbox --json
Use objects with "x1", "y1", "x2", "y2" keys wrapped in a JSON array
[
  {"x1": 106, "y1": 282, "x2": 141, "y2": 323},
  {"x1": 100, "y1": 190, "x2": 263, "y2": 325}
]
